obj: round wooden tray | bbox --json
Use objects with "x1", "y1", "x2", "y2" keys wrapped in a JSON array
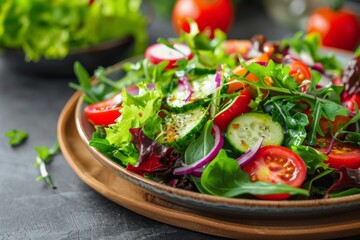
[{"x1": 58, "y1": 91, "x2": 360, "y2": 240}]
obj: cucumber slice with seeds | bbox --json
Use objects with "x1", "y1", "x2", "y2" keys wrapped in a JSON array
[
  {"x1": 226, "y1": 112, "x2": 283, "y2": 153},
  {"x1": 159, "y1": 107, "x2": 208, "y2": 146},
  {"x1": 166, "y1": 74, "x2": 216, "y2": 112}
]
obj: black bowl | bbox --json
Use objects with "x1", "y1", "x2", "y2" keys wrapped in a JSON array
[{"x1": 0, "y1": 36, "x2": 135, "y2": 78}]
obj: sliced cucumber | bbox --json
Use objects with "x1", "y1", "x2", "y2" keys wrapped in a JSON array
[
  {"x1": 159, "y1": 107, "x2": 208, "y2": 146},
  {"x1": 166, "y1": 74, "x2": 216, "y2": 112},
  {"x1": 226, "y1": 112, "x2": 283, "y2": 153}
]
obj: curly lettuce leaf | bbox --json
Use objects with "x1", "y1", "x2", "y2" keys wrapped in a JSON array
[{"x1": 105, "y1": 83, "x2": 162, "y2": 165}]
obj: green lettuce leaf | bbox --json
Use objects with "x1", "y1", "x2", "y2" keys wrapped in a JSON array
[
  {"x1": 105, "y1": 83, "x2": 162, "y2": 165},
  {"x1": 0, "y1": 0, "x2": 147, "y2": 61}
]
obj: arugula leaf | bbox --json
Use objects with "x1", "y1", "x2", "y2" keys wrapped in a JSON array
[
  {"x1": 271, "y1": 101, "x2": 309, "y2": 147},
  {"x1": 5, "y1": 129, "x2": 28, "y2": 146},
  {"x1": 70, "y1": 62, "x2": 107, "y2": 104},
  {"x1": 329, "y1": 108, "x2": 360, "y2": 147},
  {"x1": 34, "y1": 141, "x2": 60, "y2": 189},
  {"x1": 291, "y1": 145, "x2": 329, "y2": 175},
  {"x1": 345, "y1": 131, "x2": 360, "y2": 146},
  {"x1": 330, "y1": 188, "x2": 360, "y2": 198},
  {"x1": 242, "y1": 60, "x2": 298, "y2": 90},
  {"x1": 201, "y1": 150, "x2": 309, "y2": 197},
  {"x1": 304, "y1": 169, "x2": 334, "y2": 196},
  {"x1": 307, "y1": 101, "x2": 324, "y2": 145}
]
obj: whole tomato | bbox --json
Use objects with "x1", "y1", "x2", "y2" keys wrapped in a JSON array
[
  {"x1": 307, "y1": 4, "x2": 360, "y2": 51},
  {"x1": 172, "y1": 0, "x2": 234, "y2": 38}
]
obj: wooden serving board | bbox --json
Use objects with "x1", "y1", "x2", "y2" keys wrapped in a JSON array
[{"x1": 58, "y1": 91, "x2": 360, "y2": 240}]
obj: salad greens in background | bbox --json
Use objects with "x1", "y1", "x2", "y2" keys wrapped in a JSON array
[{"x1": 0, "y1": 0, "x2": 147, "y2": 61}]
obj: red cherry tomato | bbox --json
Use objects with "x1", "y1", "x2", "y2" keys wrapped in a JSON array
[
  {"x1": 343, "y1": 94, "x2": 360, "y2": 112},
  {"x1": 213, "y1": 88, "x2": 252, "y2": 131},
  {"x1": 307, "y1": 7, "x2": 360, "y2": 51},
  {"x1": 145, "y1": 43, "x2": 192, "y2": 69},
  {"x1": 314, "y1": 139, "x2": 360, "y2": 169},
  {"x1": 224, "y1": 40, "x2": 252, "y2": 58},
  {"x1": 84, "y1": 93, "x2": 123, "y2": 126},
  {"x1": 172, "y1": 0, "x2": 234, "y2": 38},
  {"x1": 243, "y1": 146, "x2": 307, "y2": 200},
  {"x1": 289, "y1": 60, "x2": 312, "y2": 85}
]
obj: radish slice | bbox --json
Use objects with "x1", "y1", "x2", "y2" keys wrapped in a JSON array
[
  {"x1": 237, "y1": 137, "x2": 263, "y2": 168},
  {"x1": 173, "y1": 125, "x2": 224, "y2": 175},
  {"x1": 145, "y1": 43, "x2": 192, "y2": 69}
]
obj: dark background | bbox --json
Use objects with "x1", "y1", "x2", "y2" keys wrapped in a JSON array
[{"x1": 0, "y1": 1, "x2": 359, "y2": 239}]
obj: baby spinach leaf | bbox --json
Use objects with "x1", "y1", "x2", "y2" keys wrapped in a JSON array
[
  {"x1": 184, "y1": 121, "x2": 214, "y2": 165},
  {"x1": 201, "y1": 150, "x2": 309, "y2": 197}
]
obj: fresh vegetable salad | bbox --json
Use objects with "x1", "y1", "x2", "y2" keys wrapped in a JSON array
[{"x1": 73, "y1": 23, "x2": 360, "y2": 200}]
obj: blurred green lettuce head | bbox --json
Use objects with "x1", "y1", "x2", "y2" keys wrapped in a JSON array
[{"x1": 0, "y1": 0, "x2": 147, "y2": 61}]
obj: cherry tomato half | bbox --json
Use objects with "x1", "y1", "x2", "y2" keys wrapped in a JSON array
[
  {"x1": 213, "y1": 88, "x2": 252, "y2": 131},
  {"x1": 289, "y1": 60, "x2": 312, "y2": 85},
  {"x1": 172, "y1": 0, "x2": 234, "y2": 38},
  {"x1": 84, "y1": 92, "x2": 123, "y2": 126},
  {"x1": 145, "y1": 43, "x2": 192, "y2": 69},
  {"x1": 307, "y1": 7, "x2": 360, "y2": 51},
  {"x1": 315, "y1": 139, "x2": 360, "y2": 170},
  {"x1": 243, "y1": 146, "x2": 307, "y2": 200}
]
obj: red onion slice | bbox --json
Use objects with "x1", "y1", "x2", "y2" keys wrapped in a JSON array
[
  {"x1": 214, "y1": 65, "x2": 223, "y2": 88},
  {"x1": 237, "y1": 138, "x2": 263, "y2": 168},
  {"x1": 173, "y1": 125, "x2": 224, "y2": 175},
  {"x1": 190, "y1": 168, "x2": 204, "y2": 178}
]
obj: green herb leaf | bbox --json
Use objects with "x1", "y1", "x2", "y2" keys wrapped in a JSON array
[
  {"x1": 5, "y1": 129, "x2": 28, "y2": 146},
  {"x1": 271, "y1": 101, "x2": 309, "y2": 147},
  {"x1": 330, "y1": 188, "x2": 360, "y2": 198},
  {"x1": 291, "y1": 145, "x2": 329, "y2": 174},
  {"x1": 34, "y1": 141, "x2": 60, "y2": 189}
]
